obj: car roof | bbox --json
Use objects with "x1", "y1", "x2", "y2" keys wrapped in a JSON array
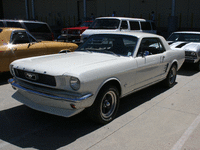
[
  {"x1": 0, "y1": 19, "x2": 47, "y2": 24},
  {"x1": 95, "y1": 17, "x2": 152, "y2": 22},
  {"x1": 92, "y1": 31, "x2": 162, "y2": 38},
  {"x1": 172, "y1": 31, "x2": 200, "y2": 34}
]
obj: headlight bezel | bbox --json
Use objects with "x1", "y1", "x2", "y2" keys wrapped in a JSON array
[{"x1": 70, "y1": 77, "x2": 80, "y2": 91}]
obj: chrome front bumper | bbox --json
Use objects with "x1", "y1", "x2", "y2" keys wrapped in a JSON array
[
  {"x1": 8, "y1": 78, "x2": 94, "y2": 117},
  {"x1": 8, "y1": 78, "x2": 93, "y2": 102}
]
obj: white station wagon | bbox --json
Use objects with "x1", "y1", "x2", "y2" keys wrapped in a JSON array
[{"x1": 9, "y1": 32, "x2": 185, "y2": 124}]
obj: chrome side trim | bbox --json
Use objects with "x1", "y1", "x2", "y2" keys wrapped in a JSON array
[{"x1": 8, "y1": 78, "x2": 93, "y2": 102}]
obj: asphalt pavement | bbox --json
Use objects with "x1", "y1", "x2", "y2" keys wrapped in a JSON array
[{"x1": 0, "y1": 65, "x2": 200, "y2": 150}]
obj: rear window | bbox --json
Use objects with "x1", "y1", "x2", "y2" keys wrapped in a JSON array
[
  {"x1": 141, "y1": 22, "x2": 151, "y2": 30},
  {"x1": 130, "y1": 21, "x2": 140, "y2": 30},
  {"x1": 0, "y1": 21, "x2": 4, "y2": 27},
  {"x1": 6, "y1": 21, "x2": 23, "y2": 28},
  {"x1": 24, "y1": 22, "x2": 51, "y2": 33}
]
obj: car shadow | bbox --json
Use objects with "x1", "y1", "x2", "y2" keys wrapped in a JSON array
[
  {"x1": 0, "y1": 72, "x2": 12, "y2": 85},
  {"x1": 0, "y1": 82, "x2": 171, "y2": 150},
  {"x1": 177, "y1": 63, "x2": 199, "y2": 76}
]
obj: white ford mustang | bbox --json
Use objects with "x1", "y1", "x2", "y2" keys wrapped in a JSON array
[
  {"x1": 168, "y1": 31, "x2": 200, "y2": 71},
  {"x1": 9, "y1": 32, "x2": 185, "y2": 124}
]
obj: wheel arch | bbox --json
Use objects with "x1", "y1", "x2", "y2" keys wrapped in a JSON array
[
  {"x1": 96, "y1": 78, "x2": 122, "y2": 98},
  {"x1": 170, "y1": 60, "x2": 178, "y2": 70}
]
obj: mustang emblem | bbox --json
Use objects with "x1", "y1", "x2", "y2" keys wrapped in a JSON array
[{"x1": 24, "y1": 72, "x2": 38, "y2": 81}]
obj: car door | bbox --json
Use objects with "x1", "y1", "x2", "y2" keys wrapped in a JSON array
[
  {"x1": 134, "y1": 38, "x2": 166, "y2": 88},
  {"x1": 9, "y1": 30, "x2": 47, "y2": 63}
]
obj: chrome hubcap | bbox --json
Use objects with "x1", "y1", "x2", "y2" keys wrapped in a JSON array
[
  {"x1": 101, "y1": 91, "x2": 117, "y2": 119},
  {"x1": 169, "y1": 67, "x2": 176, "y2": 84}
]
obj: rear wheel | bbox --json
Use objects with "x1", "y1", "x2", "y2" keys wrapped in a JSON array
[
  {"x1": 163, "y1": 64, "x2": 177, "y2": 88},
  {"x1": 87, "y1": 85, "x2": 120, "y2": 124}
]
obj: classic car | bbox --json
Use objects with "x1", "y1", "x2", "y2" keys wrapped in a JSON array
[
  {"x1": 9, "y1": 32, "x2": 185, "y2": 124},
  {"x1": 0, "y1": 27, "x2": 78, "y2": 72},
  {"x1": 57, "y1": 20, "x2": 93, "y2": 43},
  {"x1": 168, "y1": 31, "x2": 200, "y2": 71}
]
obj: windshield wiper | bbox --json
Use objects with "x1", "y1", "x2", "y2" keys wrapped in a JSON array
[
  {"x1": 102, "y1": 50, "x2": 120, "y2": 57},
  {"x1": 76, "y1": 49, "x2": 93, "y2": 53}
]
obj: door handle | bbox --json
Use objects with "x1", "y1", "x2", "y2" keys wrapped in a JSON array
[{"x1": 160, "y1": 56, "x2": 165, "y2": 62}]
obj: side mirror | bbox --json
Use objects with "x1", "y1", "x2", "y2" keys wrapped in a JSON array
[{"x1": 142, "y1": 51, "x2": 149, "y2": 57}]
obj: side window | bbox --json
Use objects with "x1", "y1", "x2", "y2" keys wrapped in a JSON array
[
  {"x1": 27, "y1": 33, "x2": 37, "y2": 42},
  {"x1": 130, "y1": 21, "x2": 140, "y2": 30},
  {"x1": 6, "y1": 22, "x2": 23, "y2": 28},
  {"x1": 24, "y1": 23, "x2": 51, "y2": 33},
  {"x1": 121, "y1": 21, "x2": 128, "y2": 30},
  {"x1": 11, "y1": 31, "x2": 30, "y2": 44},
  {"x1": 137, "y1": 38, "x2": 165, "y2": 57},
  {"x1": 140, "y1": 22, "x2": 151, "y2": 30}
]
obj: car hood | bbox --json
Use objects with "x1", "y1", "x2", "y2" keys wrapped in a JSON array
[
  {"x1": 11, "y1": 52, "x2": 124, "y2": 76},
  {"x1": 169, "y1": 41, "x2": 200, "y2": 52},
  {"x1": 40, "y1": 41, "x2": 78, "y2": 51},
  {"x1": 82, "y1": 29, "x2": 118, "y2": 36}
]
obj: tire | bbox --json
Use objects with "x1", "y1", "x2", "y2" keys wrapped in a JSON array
[
  {"x1": 194, "y1": 60, "x2": 200, "y2": 71},
  {"x1": 163, "y1": 64, "x2": 177, "y2": 88},
  {"x1": 87, "y1": 85, "x2": 120, "y2": 124}
]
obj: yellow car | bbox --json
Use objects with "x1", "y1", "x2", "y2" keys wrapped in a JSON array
[{"x1": 0, "y1": 27, "x2": 78, "y2": 72}]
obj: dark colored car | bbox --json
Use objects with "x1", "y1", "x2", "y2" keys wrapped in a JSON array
[{"x1": 0, "y1": 19, "x2": 54, "y2": 41}]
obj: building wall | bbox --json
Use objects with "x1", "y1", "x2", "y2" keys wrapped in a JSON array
[
  {"x1": 2, "y1": 0, "x2": 200, "y2": 31},
  {"x1": 3, "y1": 0, "x2": 26, "y2": 19}
]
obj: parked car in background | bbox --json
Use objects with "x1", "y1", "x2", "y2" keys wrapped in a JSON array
[
  {"x1": 9, "y1": 32, "x2": 184, "y2": 124},
  {"x1": 57, "y1": 20, "x2": 93, "y2": 43},
  {"x1": 0, "y1": 19, "x2": 54, "y2": 41},
  {"x1": 0, "y1": 28, "x2": 78, "y2": 72},
  {"x1": 81, "y1": 17, "x2": 157, "y2": 42},
  {"x1": 168, "y1": 31, "x2": 200, "y2": 71}
]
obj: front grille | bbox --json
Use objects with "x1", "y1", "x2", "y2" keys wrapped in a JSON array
[
  {"x1": 14, "y1": 69, "x2": 56, "y2": 86},
  {"x1": 185, "y1": 51, "x2": 197, "y2": 59}
]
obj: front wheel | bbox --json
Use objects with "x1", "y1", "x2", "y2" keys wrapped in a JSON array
[
  {"x1": 87, "y1": 85, "x2": 120, "y2": 124},
  {"x1": 163, "y1": 64, "x2": 177, "y2": 88}
]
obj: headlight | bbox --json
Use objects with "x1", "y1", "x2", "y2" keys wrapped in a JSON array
[
  {"x1": 9, "y1": 65, "x2": 15, "y2": 76},
  {"x1": 70, "y1": 77, "x2": 80, "y2": 90}
]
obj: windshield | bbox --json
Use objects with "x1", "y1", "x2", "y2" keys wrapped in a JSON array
[
  {"x1": 168, "y1": 33, "x2": 200, "y2": 42},
  {"x1": 88, "y1": 19, "x2": 120, "y2": 29},
  {"x1": 76, "y1": 34, "x2": 138, "y2": 56}
]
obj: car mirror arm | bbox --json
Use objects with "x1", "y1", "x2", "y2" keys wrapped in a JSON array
[{"x1": 28, "y1": 43, "x2": 31, "y2": 48}]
